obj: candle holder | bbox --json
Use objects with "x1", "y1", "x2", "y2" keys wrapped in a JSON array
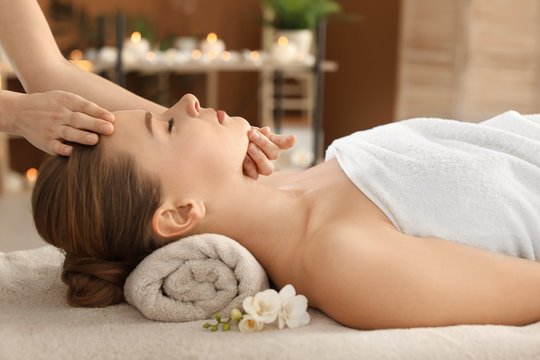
[
  {"x1": 124, "y1": 31, "x2": 150, "y2": 62},
  {"x1": 199, "y1": 33, "x2": 226, "y2": 60},
  {"x1": 270, "y1": 36, "x2": 298, "y2": 64}
]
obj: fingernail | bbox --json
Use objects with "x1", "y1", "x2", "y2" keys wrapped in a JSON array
[
  {"x1": 86, "y1": 134, "x2": 96, "y2": 143},
  {"x1": 249, "y1": 130, "x2": 260, "y2": 141},
  {"x1": 100, "y1": 123, "x2": 113, "y2": 133},
  {"x1": 103, "y1": 113, "x2": 114, "y2": 122}
]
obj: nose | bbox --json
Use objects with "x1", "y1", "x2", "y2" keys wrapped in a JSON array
[{"x1": 168, "y1": 93, "x2": 200, "y2": 118}]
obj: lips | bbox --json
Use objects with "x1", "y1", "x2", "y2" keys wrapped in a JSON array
[{"x1": 216, "y1": 110, "x2": 227, "y2": 125}]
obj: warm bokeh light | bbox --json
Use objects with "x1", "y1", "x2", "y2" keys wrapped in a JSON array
[
  {"x1": 131, "y1": 31, "x2": 142, "y2": 43},
  {"x1": 249, "y1": 51, "x2": 260, "y2": 61},
  {"x1": 221, "y1": 51, "x2": 231, "y2": 61},
  {"x1": 70, "y1": 49, "x2": 83, "y2": 61},
  {"x1": 26, "y1": 168, "x2": 38, "y2": 182},
  {"x1": 208, "y1": 51, "x2": 218, "y2": 60},
  {"x1": 69, "y1": 60, "x2": 93, "y2": 72},
  {"x1": 207, "y1": 32, "x2": 218, "y2": 44},
  {"x1": 278, "y1": 36, "x2": 289, "y2": 47},
  {"x1": 192, "y1": 49, "x2": 202, "y2": 59},
  {"x1": 145, "y1": 51, "x2": 155, "y2": 61}
]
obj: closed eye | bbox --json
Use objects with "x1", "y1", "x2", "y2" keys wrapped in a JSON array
[{"x1": 168, "y1": 118, "x2": 175, "y2": 133}]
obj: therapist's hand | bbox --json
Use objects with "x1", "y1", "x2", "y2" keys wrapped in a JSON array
[
  {"x1": 243, "y1": 126, "x2": 296, "y2": 179},
  {"x1": 11, "y1": 90, "x2": 115, "y2": 156}
]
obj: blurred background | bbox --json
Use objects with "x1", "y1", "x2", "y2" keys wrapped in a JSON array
[{"x1": 2, "y1": 0, "x2": 540, "y2": 251}]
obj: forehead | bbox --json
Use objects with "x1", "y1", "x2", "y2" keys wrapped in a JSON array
[
  {"x1": 112, "y1": 110, "x2": 146, "y2": 128},
  {"x1": 101, "y1": 110, "x2": 149, "y2": 152}
]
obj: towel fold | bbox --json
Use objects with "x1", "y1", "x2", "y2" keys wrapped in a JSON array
[{"x1": 124, "y1": 233, "x2": 269, "y2": 322}]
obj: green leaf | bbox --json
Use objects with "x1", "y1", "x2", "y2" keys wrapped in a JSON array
[{"x1": 259, "y1": 0, "x2": 345, "y2": 29}]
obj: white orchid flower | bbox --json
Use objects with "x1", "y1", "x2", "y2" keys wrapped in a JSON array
[
  {"x1": 242, "y1": 289, "x2": 281, "y2": 323},
  {"x1": 278, "y1": 284, "x2": 310, "y2": 329},
  {"x1": 238, "y1": 315, "x2": 264, "y2": 333}
]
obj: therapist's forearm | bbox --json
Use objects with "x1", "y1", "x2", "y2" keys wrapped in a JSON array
[
  {"x1": 0, "y1": 0, "x2": 165, "y2": 113},
  {"x1": 32, "y1": 60, "x2": 166, "y2": 113}
]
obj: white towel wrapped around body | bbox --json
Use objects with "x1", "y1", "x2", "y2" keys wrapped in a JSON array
[
  {"x1": 124, "y1": 233, "x2": 269, "y2": 322},
  {"x1": 325, "y1": 111, "x2": 540, "y2": 261}
]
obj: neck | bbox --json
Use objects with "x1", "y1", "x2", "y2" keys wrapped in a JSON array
[{"x1": 195, "y1": 176, "x2": 311, "y2": 274}]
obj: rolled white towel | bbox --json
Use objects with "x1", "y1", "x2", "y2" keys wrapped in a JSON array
[{"x1": 124, "y1": 233, "x2": 269, "y2": 322}]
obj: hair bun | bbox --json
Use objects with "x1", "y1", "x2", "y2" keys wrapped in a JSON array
[{"x1": 61, "y1": 254, "x2": 135, "y2": 307}]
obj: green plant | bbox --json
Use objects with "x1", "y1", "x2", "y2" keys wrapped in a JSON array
[{"x1": 260, "y1": 0, "x2": 342, "y2": 30}]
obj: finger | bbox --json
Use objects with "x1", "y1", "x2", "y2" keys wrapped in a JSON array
[
  {"x1": 50, "y1": 139, "x2": 72, "y2": 156},
  {"x1": 248, "y1": 143, "x2": 274, "y2": 176},
  {"x1": 242, "y1": 156, "x2": 259, "y2": 180},
  {"x1": 260, "y1": 127, "x2": 271, "y2": 137},
  {"x1": 60, "y1": 125, "x2": 99, "y2": 146},
  {"x1": 64, "y1": 94, "x2": 115, "y2": 122},
  {"x1": 269, "y1": 133, "x2": 296, "y2": 150},
  {"x1": 258, "y1": 127, "x2": 296, "y2": 150},
  {"x1": 249, "y1": 129, "x2": 280, "y2": 160},
  {"x1": 67, "y1": 112, "x2": 114, "y2": 135}
]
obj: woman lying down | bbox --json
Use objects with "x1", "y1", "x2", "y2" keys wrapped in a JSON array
[{"x1": 32, "y1": 93, "x2": 540, "y2": 330}]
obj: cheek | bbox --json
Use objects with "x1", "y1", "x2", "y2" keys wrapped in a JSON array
[
  {"x1": 229, "y1": 117, "x2": 251, "y2": 151},
  {"x1": 170, "y1": 120, "x2": 249, "y2": 173}
]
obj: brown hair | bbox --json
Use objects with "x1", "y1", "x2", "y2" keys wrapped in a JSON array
[{"x1": 32, "y1": 140, "x2": 164, "y2": 307}]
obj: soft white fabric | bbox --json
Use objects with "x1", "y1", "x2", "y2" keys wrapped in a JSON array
[
  {"x1": 2, "y1": 245, "x2": 540, "y2": 359},
  {"x1": 123, "y1": 233, "x2": 269, "y2": 322},
  {"x1": 326, "y1": 111, "x2": 540, "y2": 261}
]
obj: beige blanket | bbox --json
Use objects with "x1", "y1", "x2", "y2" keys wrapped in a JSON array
[{"x1": 1, "y1": 245, "x2": 540, "y2": 359}]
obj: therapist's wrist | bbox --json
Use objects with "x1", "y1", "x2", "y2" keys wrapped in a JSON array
[{"x1": 0, "y1": 90, "x2": 23, "y2": 135}]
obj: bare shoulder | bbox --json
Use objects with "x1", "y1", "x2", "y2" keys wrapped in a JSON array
[
  {"x1": 299, "y1": 221, "x2": 404, "y2": 279},
  {"x1": 297, "y1": 220, "x2": 540, "y2": 330},
  {"x1": 294, "y1": 221, "x2": 410, "y2": 328}
]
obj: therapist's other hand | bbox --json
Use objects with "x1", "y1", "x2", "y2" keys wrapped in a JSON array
[
  {"x1": 243, "y1": 126, "x2": 296, "y2": 179},
  {"x1": 12, "y1": 90, "x2": 115, "y2": 156}
]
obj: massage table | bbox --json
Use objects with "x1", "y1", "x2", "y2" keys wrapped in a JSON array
[{"x1": 2, "y1": 245, "x2": 540, "y2": 359}]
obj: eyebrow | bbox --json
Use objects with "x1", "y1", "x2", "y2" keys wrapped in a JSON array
[{"x1": 144, "y1": 111, "x2": 154, "y2": 137}]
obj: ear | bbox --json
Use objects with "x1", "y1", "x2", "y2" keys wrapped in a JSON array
[{"x1": 152, "y1": 199, "x2": 206, "y2": 238}]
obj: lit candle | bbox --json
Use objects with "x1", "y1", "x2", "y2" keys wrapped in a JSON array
[
  {"x1": 250, "y1": 51, "x2": 260, "y2": 62},
  {"x1": 69, "y1": 49, "x2": 93, "y2": 71},
  {"x1": 131, "y1": 31, "x2": 141, "y2": 43},
  {"x1": 221, "y1": 51, "x2": 231, "y2": 62},
  {"x1": 70, "y1": 49, "x2": 83, "y2": 61},
  {"x1": 199, "y1": 32, "x2": 225, "y2": 59},
  {"x1": 123, "y1": 31, "x2": 150, "y2": 61},
  {"x1": 26, "y1": 168, "x2": 38, "y2": 189},
  {"x1": 271, "y1": 36, "x2": 298, "y2": 64},
  {"x1": 70, "y1": 59, "x2": 93, "y2": 72},
  {"x1": 145, "y1": 51, "x2": 156, "y2": 62},
  {"x1": 192, "y1": 49, "x2": 202, "y2": 60}
]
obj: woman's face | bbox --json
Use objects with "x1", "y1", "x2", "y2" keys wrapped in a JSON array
[{"x1": 102, "y1": 94, "x2": 251, "y2": 198}]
